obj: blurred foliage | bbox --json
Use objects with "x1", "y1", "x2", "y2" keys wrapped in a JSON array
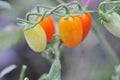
[
  {"x1": 91, "y1": 65, "x2": 114, "y2": 80},
  {"x1": 0, "y1": 26, "x2": 22, "y2": 51},
  {"x1": 0, "y1": 1, "x2": 11, "y2": 10},
  {"x1": 112, "y1": 64, "x2": 120, "y2": 80}
]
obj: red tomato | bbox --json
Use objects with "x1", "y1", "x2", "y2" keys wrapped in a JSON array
[
  {"x1": 35, "y1": 16, "x2": 55, "y2": 42},
  {"x1": 59, "y1": 16, "x2": 83, "y2": 48},
  {"x1": 80, "y1": 13, "x2": 92, "y2": 40}
]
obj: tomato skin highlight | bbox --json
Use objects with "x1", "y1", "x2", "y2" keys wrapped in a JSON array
[
  {"x1": 80, "y1": 13, "x2": 92, "y2": 41},
  {"x1": 59, "y1": 16, "x2": 83, "y2": 48},
  {"x1": 36, "y1": 16, "x2": 55, "y2": 42},
  {"x1": 24, "y1": 25, "x2": 47, "y2": 52}
]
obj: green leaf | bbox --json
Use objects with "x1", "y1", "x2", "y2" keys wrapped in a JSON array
[
  {"x1": 0, "y1": 64, "x2": 17, "y2": 79},
  {"x1": 38, "y1": 38, "x2": 62, "y2": 80},
  {"x1": 38, "y1": 59, "x2": 61, "y2": 80},
  {"x1": 0, "y1": 31, "x2": 22, "y2": 51},
  {"x1": 48, "y1": 59, "x2": 61, "y2": 80},
  {"x1": 0, "y1": 1, "x2": 11, "y2": 10}
]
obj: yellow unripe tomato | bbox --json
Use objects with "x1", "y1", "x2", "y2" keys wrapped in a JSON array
[{"x1": 24, "y1": 24, "x2": 47, "y2": 52}]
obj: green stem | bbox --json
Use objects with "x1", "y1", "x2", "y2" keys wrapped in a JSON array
[
  {"x1": 24, "y1": 11, "x2": 47, "y2": 31},
  {"x1": 19, "y1": 65, "x2": 27, "y2": 80},
  {"x1": 38, "y1": 38, "x2": 62, "y2": 80},
  {"x1": 101, "y1": 1, "x2": 120, "y2": 5},
  {"x1": 26, "y1": 1, "x2": 66, "y2": 22},
  {"x1": 62, "y1": 3, "x2": 70, "y2": 14},
  {"x1": 56, "y1": 0, "x2": 79, "y2": 9},
  {"x1": 48, "y1": 40, "x2": 62, "y2": 80},
  {"x1": 52, "y1": 12, "x2": 64, "y2": 17},
  {"x1": 41, "y1": 1, "x2": 78, "y2": 15},
  {"x1": 26, "y1": 1, "x2": 79, "y2": 21},
  {"x1": 98, "y1": 2, "x2": 108, "y2": 22},
  {"x1": 37, "y1": 5, "x2": 53, "y2": 9},
  {"x1": 26, "y1": 13, "x2": 42, "y2": 21},
  {"x1": 56, "y1": 0, "x2": 71, "y2": 16},
  {"x1": 42, "y1": 48, "x2": 54, "y2": 64},
  {"x1": 22, "y1": 1, "x2": 80, "y2": 30},
  {"x1": 98, "y1": 1, "x2": 120, "y2": 22},
  {"x1": 39, "y1": 11, "x2": 47, "y2": 21},
  {"x1": 99, "y1": 1, "x2": 112, "y2": 12},
  {"x1": 24, "y1": 4, "x2": 64, "y2": 30},
  {"x1": 36, "y1": 5, "x2": 64, "y2": 17},
  {"x1": 77, "y1": 3, "x2": 82, "y2": 11},
  {"x1": 67, "y1": 0, "x2": 78, "y2": 6},
  {"x1": 16, "y1": 18, "x2": 34, "y2": 24},
  {"x1": 36, "y1": 1, "x2": 79, "y2": 16},
  {"x1": 48, "y1": 3, "x2": 65, "y2": 14},
  {"x1": 36, "y1": 5, "x2": 53, "y2": 13},
  {"x1": 92, "y1": 21, "x2": 119, "y2": 64}
]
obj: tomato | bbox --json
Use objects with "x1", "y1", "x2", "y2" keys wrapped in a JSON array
[
  {"x1": 35, "y1": 16, "x2": 55, "y2": 42},
  {"x1": 24, "y1": 24, "x2": 47, "y2": 52},
  {"x1": 103, "y1": 12, "x2": 120, "y2": 38},
  {"x1": 79, "y1": 13, "x2": 92, "y2": 41},
  {"x1": 59, "y1": 16, "x2": 83, "y2": 48}
]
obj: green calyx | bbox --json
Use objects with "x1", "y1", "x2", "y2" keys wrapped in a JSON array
[{"x1": 99, "y1": 11, "x2": 110, "y2": 23}]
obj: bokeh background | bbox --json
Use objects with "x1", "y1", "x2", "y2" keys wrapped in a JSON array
[{"x1": 0, "y1": 0, "x2": 120, "y2": 80}]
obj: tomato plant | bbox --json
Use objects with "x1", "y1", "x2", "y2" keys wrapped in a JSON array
[
  {"x1": 35, "y1": 16, "x2": 55, "y2": 42},
  {"x1": 59, "y1": 16, "x2": 83, "y2": 48},
  {"x1": 80, "y1": 13, "x2": 92, "y2": 40},
  {"x1": 24, "y1": 24, "x2": 47, "y2": 52},
  {"x1": 5, "y1": 0, "x2": 120, "y2": 80}
]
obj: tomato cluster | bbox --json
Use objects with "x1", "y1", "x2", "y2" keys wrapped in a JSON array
[
  {"x1": 24, "y1": 12, "x2": 92, "y2": 52},
  {"x1": 24, "y1": 16, "x2": 55, "y2": 52},
  {"x1": 59, "y1": 13, "x2": 92, "y2": 48}
]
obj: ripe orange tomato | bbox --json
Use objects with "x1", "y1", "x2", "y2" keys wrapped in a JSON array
[
  {"x1": 59, "y1": 16, "x2": 83, "y2": 48},
  {"x1": 35, "y1": 16, "x2": 55, "y2": 42},
  {"x1": 80, "y1": 13, "x2": 92, "y2": 40}
]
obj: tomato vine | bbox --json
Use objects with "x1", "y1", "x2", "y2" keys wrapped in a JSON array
[{"x1": 16, "y1": 0, "x2": 120, "y2": 80}]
